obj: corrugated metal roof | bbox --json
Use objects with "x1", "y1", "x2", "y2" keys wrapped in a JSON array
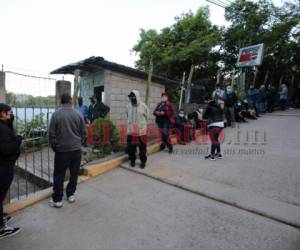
[{"x1": 50, "y1": 56, "x2": 179, "y2": 85}]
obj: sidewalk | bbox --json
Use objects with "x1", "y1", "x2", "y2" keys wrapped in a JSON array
[{"x1": 1, "y1": 110, "x2": 300, "y2": 250}]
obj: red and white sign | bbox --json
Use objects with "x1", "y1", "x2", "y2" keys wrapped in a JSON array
[{"x1": 237, "y1": 44, "x2": 264, "y2": 67}]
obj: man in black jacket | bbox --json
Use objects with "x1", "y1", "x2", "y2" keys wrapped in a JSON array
[
  {"x1": 0, "y1": 103, "x2": 22, "y2": 239},
  {"x1": 88, "y1": 95, "x2": 110, "y2": 123}
]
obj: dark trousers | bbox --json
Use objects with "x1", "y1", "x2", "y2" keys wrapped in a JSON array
[
  {"x1": 0, "y1": 165, "x2": 14, "y2": 228},
  {"x1": 158, "y1": 123, "x2": 172, "y2": 149},
  {"x1": 127, "y1": 135, "x2": 147, "y2": 163},
  {"x1": 208, "y1": 127, "x2": 223, "y2": 155},
  {"x1": 280, "y1": 99, "x2": 287, "y2": 110},
  {"x1": 52, "y1": 150, "x2": 82, "y2": 202}
]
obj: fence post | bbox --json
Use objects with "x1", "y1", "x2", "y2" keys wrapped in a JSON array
[
  {"x1": 0, "y1": 70, "x2": 6, "y2": 103},
  {"x1": 55, "y1": 80, "x2": 71, "y2": 106}
]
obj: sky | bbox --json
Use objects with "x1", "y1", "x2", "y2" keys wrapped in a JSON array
[{"x1": 0, "y1": 0, "x2": 284, "y2": 96}]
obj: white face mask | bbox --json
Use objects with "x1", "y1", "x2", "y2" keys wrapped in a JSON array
[
  {"x1": 227, "y1": 87, "x2": 232, "y2": 93},
  {"x1": 179, "y1": 113, "x2": 184, "y2": 117},
  {"x1": 162, "y1": 97, "x2": 168, "y2": 102}
]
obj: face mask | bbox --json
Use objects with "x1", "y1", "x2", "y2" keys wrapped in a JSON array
[
  {"x1": 179, "y1": 113, "x2": 184, "y2": 118},
  {"x1": 6, "y1": 113, "x2": 14, "y2": 128},
  {"x1": 227, "y1": 87, "x2": 232, "y2": 93},
  {"x1": 162, "y1": 97, "x2": 167, "y2": 102},
  {"x1": 130, "y1": 97, "x2": 137, "y2": 105}
]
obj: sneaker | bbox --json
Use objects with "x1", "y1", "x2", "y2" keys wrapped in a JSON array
[
  {"x1": 130, "y1": 161, "x2": 135, "y2": 167},
  {"x1": 205, "y1": 154, "x2": 215, "y2": 161},
  {"x1": 140, "y1": 162, "x2": 146, "y2": 169},
  {"x1": 0, "y1": 226, "x2": 21, "y2": 240},
  {"x1": 216, "y1": 153, "x2": 223, "y2": 159},
  {"x1": 67, "y1": 195, "x2": 76, "y2": 203},
  {"x1": 48, "y1": 198, "x2": 63, "y2": 208},
  {"x1": 3, "y1": 216, "x2": 12, "y2": 225}
]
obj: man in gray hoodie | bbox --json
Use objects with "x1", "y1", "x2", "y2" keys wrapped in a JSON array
[
  {"x1": 48, "y1": 94, "x2": 87, "y2": 208},
  {"x1": 127, "y1": 90, "x2": 149, "y2": 169}
]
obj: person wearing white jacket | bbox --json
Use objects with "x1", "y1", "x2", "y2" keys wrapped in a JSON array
[{"x1": 127, "y1": 90, "x2": 149, "y2": 169}]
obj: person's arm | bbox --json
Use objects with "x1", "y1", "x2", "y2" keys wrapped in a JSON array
[
  {"x1": 0, "y1": 130, "x2": 22, "y2": 156},
  {"x1": 48, "y1": 113, "x2": 57, "y2": 150}
]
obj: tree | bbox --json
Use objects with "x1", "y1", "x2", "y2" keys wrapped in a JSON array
[{"x1": 132, "y1": 7, "x2": 221, "y2": 100}]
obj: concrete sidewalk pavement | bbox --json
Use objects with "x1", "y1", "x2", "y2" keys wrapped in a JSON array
[{"x1": 1, "y1": 169, "x2": 300, "y2": 250}]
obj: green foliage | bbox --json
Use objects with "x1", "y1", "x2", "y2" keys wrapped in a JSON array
[
  {"x1": 6, "y1": 93, "x2": 55, "y2": 107},
  {"x1": 90, "y1": 118, "x2": 123, "y2": 157},
  {"x1": 132, "y1": 7, "x2": 221, "y2": 87}
]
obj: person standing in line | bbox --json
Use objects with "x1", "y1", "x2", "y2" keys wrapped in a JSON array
[
  {"x1": 266, "y1": 83, "x2": 276, "y2": 112},
  {"x1": 248, "y1": 85, "x2": 260, "y2": 117},
  {"x1": 88, "y1": 95, "x2": 110, "y2": 123},
  {"x1": 279, "y1": 83, "x2": 288, "y2": 111},
  {"x1": 224, "y1": 85, "x2": 237, "y2": 128},
  {"x1": 76, "y1": 96, "x2": 89, "y2": 123},
  {"x1": 203, "y1": 95, "x2": 224, "y2": 160},
  {"x1": 153, "y1": 93, "x2": 175, "y2": 153},
  {"x1": 0, "y1": 104, "x2": 23, "y2": 239},
  {"x1": 126, "y1": 90, "x2": 149, "y2": 169},
  {"x1": 212, "y1": 84, "x2": 225, "y2": 102},
  {"x1": 48, "y1": 94, "x2": 87, "y2": 208}
]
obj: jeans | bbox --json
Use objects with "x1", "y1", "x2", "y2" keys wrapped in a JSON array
[
  {"x1": 52, "y1": 150, "x2": 82, "y2": 202},
  {"x1": 0, "y1": 165, "x2": 15, "y2": 228},
  {"x1": 158, "y1": 123, "x2": 172, "y2": 150},
  {"x1": 208, "y1": 127, "x2": 223, "y2": 155},
  {"x1": 127, "y1": 135, "x2": 147, "y2": 163}
]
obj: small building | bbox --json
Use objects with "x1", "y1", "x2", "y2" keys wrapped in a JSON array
[{"x1": 50, "y1": 56, "x2": 178, "y2": 125}]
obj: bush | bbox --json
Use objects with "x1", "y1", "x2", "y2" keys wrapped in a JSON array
[{"x1": 90, "y1": 118, "x2": 124, "y2": 157}]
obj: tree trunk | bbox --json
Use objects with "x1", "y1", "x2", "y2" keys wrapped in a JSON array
[
  {"x1": 185, "y1": 64, "x2": 194, "y2": 105},
  {"x1": 145, "y1": 57, "x2": 153, "y2": 105},
  {"x1": 263, "y1": 70, "x2": 269, "y2": 85}
]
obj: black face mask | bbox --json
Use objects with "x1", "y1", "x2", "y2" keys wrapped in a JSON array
[
  {"x1": 130, "y1": 98, "x2": 137, "y2": 105},
  {"x1": 7, "y1": 114, "x2": 14, "y2": 129},
  {"x1": 91, "y1": 100, "x2": 96, "y2": 104}
]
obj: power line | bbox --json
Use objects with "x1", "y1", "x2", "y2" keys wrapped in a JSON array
[{"x1": 206, "y1": 0, "x2": 228, "y2": 8}]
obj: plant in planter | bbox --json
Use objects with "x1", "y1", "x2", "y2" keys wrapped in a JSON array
[{"x1": 89, "y1": 118, "x2": 124, "y2": 158}]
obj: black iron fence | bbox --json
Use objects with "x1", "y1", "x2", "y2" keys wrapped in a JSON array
[{"x1": 7, "y1": 106, "x2": 55, "y2": 202}]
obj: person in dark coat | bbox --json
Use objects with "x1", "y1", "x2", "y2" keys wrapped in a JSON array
[
  {"x1": 48, "y1": 94, "x2": 87, "y2": 208},
  {"x1": 203, "y1": 96, "x2": 224, "y2": 160},
  {"x1": 88, "y1": 95, "x2": 110, "y2": 123},
  {"x1": 266, "y1": 84, "x2": 276, "y2": 113},
  {"x1": 0, "y1": 103, "x2": 23, "y2": 239},
  {"x1": 175, "y1": 109, "x2": 190, "y2": 144},
  {"x1": 153, "y1": 93, "x2": 175, "y2": 153},
  {"x1": 224, "y1": 85, "x2": 237, "y2": 128}
]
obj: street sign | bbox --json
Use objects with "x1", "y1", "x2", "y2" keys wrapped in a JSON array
[{"x1": 237, "y1": 44, "x2": 264, "y2": 67}]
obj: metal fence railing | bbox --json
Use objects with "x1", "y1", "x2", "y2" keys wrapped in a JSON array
[{"x1": 7, "y1": 106, "x2": 56, "y2": 202}]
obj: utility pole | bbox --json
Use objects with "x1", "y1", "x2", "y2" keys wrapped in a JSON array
[
  {"x1": 146, "y1": 57, "x2": 153, "y2": 105},
  {"x1": 178, "y1": 72, "x2": 186, "y2": 110}
]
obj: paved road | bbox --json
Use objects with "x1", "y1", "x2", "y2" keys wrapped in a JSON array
[{"x1": 2, "y1": 110, "x2": 300, "y2": 250}]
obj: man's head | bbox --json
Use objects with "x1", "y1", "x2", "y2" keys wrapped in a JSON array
[
  {"x1": 128, "y1": 91, "x2": 137, "y2": 105},
  {"x1": 161, "y1": 93, "x2": 168, "y2": 102},
  {"x1": 215, "y1": 84, "x2": 221, "y2": 90},
  {"x1": 89, "y1": 95, "x2": 97, "y2": 104},
  {"x1": 226, "y1": 85, "x2": 232, "y2": 93},
  {"x1": 0, "y1": 103, "x2": 13, "y2": 121},
  {"x1": 61, "y1": 93, "x2": 72, "y2": 105}
]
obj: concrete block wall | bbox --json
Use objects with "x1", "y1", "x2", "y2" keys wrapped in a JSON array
[{"x1": 105, "y1": 70, "x2": 165, "y2": 126}]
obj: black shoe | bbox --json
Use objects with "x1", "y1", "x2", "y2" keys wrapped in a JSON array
[
  {"x1": 205, "y1": 154, "x2": 215, "y2": 161},
  {"x1": 168, "y1": 146, "x2": 173, "y2": 154},
  {"x1": 0, "y1": 226, "x2": 21, "y2": 240},
  {"x1": 140, "y1": 162, "x2": 146, "y2": 169},
  {"x1": 130, "y1": 161, "x2": 135, "y2": 167},
  {"x1": 215, "y1": 153, "x2": 223, "y2": 159}
]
